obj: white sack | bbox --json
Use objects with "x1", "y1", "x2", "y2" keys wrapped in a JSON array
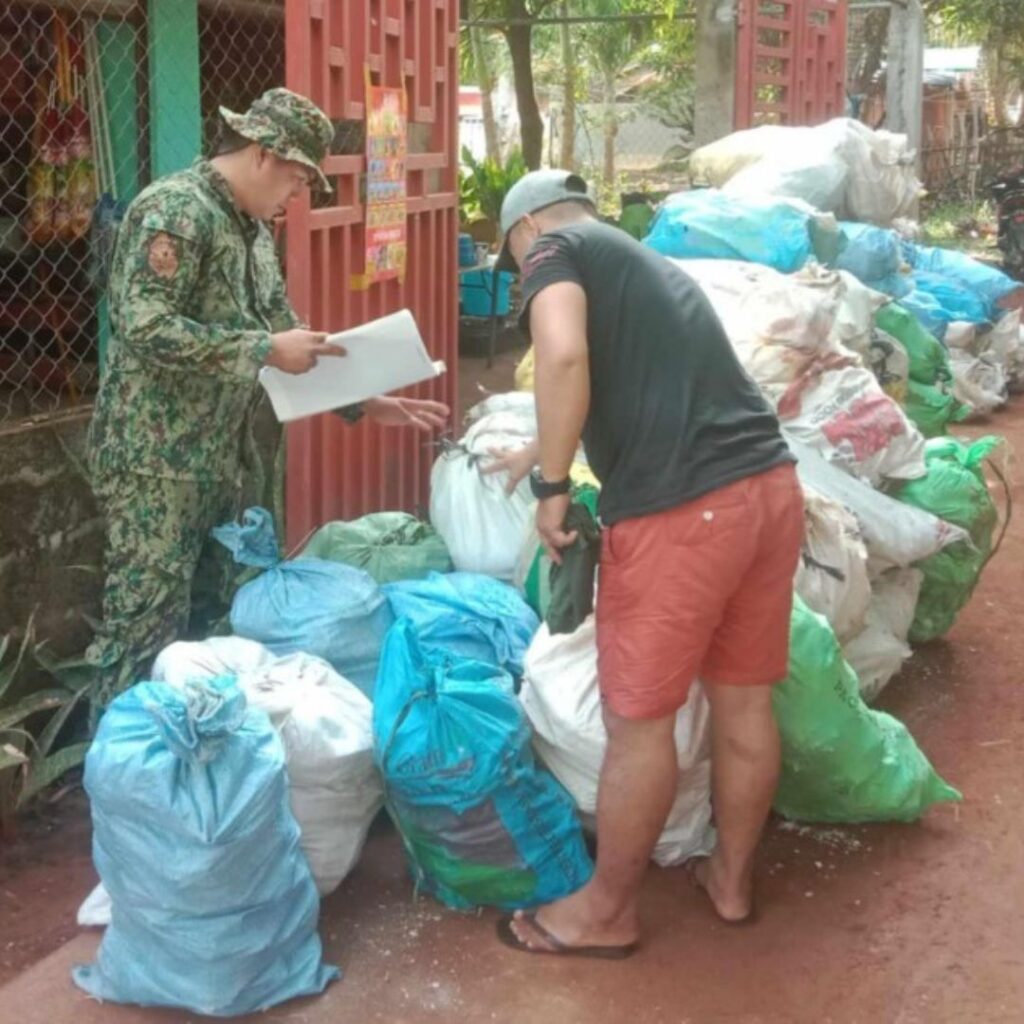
[
  {"x1": 520, "y1": 618, "x2": 715, "y2": 868},
  {"x1": 781, "y1": 364, "x2": 926, "y2": 485},
  {"x1": 795, "y1": 488, "x2": 872, "y2": 643},
  {"x1": 152, "y1": 641, "x2": 382, "y2": 896},
  {"x1": 722, "y1": 146, "x2": 849, "y2": 213},
  {"x1": 689, "y1": 119, "x2": 921, "y2": 226},
  {"x1": 831, "y1": 271, "x2": 890, "y2": 358},
  {"x1": 950, "y1": 350, "x2": 1008, "y2": 418},
  {"x1": 863, "y1": 326, "x2": 911, "y2": 404},
  {"x1": 151, "y1": 635, "x2": 275, "y2": 685},
  {"x1": 464, "y1": 391, "x2": 538, "y2": 434},
  {"x1": 842, "y1": 568, "x2": 923, "y2": 703},
  {"x1": 674, "y1": 259, "x2": 846, "y2": 399},
  {"x1": 429, "y1": 411, "x2": 537, "y2": 581},
  {"x1": 787, "y1": 436, "x2": 967, "y2": 571}
]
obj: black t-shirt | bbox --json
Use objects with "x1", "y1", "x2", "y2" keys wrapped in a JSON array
[{"x1": 519, "y1": 220, "x2": 794, "y2": 525}]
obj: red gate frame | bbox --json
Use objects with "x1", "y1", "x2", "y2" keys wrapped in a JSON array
[
  {"x1": 283, "y1": 0, "x2": 459, "y2": 549},
  {"x1": 735, "y1": 0, "x2": 848, "y2": 130}
]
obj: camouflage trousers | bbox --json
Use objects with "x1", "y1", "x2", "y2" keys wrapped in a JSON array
[{"x1": 86, "y1": 470, "x2": 241, "y2": 711}]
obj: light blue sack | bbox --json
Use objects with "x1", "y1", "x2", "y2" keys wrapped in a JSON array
[
  {"x1": 215, "y1": 507, "x2": 394, "y2": 696},
  {"x1": 903, "y1": 242, "x2": 1020, "y2": 317},
  {"x1": 644, "y1": 189, "x2": 821, "y2": 272},
  {"x1": 383, "y1": 571, "x2": 539, "y2": 679},
  {"x1": 72, "y1": 678, "x2": 338, "y2": 1017},
  {"x1": 835, "y1": 222, "x2": 911, "y2": 297},
  {"x1": 908, "y1": 270, "x2": 992, "y2": 326},
  {"x1": 898, "y1": 288, "x2": 950, "y2": 341},
  {"x1": 373, "y1": 620, "x2": 593, "y2": 911}
]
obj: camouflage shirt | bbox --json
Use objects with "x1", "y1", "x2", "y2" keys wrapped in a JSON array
[{"x1": 89, "y1": 159, "x2": 298, "y2": 482}]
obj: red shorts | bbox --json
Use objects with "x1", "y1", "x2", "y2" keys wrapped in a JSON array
[{"x1": 596, "y1": 463, "x2": 805, "y2": 720}]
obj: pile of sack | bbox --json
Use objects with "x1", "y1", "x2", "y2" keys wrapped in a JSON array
[{"x1": 75, "y1": 115, "x2": 1012, "y2": 1013}]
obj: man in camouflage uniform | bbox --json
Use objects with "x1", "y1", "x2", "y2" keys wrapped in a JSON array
[{"x1": 86, "y1": 88, "x2": 447, "y2": 709}]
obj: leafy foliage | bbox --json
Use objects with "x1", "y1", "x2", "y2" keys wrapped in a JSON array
[
  {"x1": 0, "y1": 615, "x2": 93, "y2": 835},
  {"x1": 460, "y1": 146, "x2": 528, "y2": 225}
]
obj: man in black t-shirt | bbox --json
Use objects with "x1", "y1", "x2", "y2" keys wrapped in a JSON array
[{"x1": 487, "y1": 171, "x2": 804, "y2": 958}]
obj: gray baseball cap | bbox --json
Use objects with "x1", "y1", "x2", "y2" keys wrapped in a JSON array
[{"x1": 496, "y1": 169, "x2": 594, "y2": 272}]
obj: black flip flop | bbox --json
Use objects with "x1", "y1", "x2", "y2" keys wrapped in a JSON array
[
  {"x1": 684, "y1": 857, "x2": 759, "y2": 926},
  {"x1": 496, "y1": 912, "x2": 639, "y2": 960}
]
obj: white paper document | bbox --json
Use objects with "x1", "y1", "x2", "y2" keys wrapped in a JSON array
[{"x1": 259, "y1": 309, "x2": 446, "y2": 423}]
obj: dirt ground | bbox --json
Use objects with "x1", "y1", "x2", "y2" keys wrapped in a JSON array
[{"x1": 2, "y1": 352, "x2": 1023, "y2": 1023}]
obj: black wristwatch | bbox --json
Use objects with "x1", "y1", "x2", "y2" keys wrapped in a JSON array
[{"x1": 529, "y1": 468, "x2": 571, "y2": 500}]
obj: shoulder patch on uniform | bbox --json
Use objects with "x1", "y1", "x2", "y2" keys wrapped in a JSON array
[{"x1": 147, "y1": 232, "x2": 181, "y2": 279}]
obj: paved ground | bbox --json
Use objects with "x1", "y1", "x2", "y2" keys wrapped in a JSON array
[{"x1": 1, "y1": 362, "x2": 1022, "y2": 1023}]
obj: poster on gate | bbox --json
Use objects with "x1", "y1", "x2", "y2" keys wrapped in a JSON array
[{"x1": 354, "y1": 77, "x2": 407, "y2": 288}]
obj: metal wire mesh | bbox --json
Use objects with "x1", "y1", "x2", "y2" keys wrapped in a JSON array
[{"x1": 0, "y1": 0, "x2": 284, "y2": 425}]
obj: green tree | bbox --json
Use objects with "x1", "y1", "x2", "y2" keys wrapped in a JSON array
[
  {"x1": 927, "y1": 0, "x2": 1024, "y2": 126},
  {"x1": 578, "y1": 0, "x2": 653, "y2": 183},
  {"x1": 467, "y1": 0, "x2": 562, "y2": 169},
  {"x1": 462, "y1": 21, "x2": 505, "y2": 161}
]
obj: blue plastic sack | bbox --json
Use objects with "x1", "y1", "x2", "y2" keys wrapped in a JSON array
[
  {"x1": 835, "y1": 222, "x2": 911, "y2": 296},
  {"x1": 909, "y1": 270, "x2": 990, "y2": 326},
  {"x1": 644, "y1": 189, "x2": 820, "y2": 272},
  {"x1": 373, "y1": 620, "x2": 593, "y2": 910},
  {"x1": 215, "y1": 508, "x2": 394, "y2": 696},
  {"x1": 836, "y1": 222, "x2": 902, "y2": 282},
  {"x1": 383, "y1": 571, "x2": 539, "y2": 679},
  {"x1": 898, "y1": 288, "x2": 951, "y2": 341},
  {"x1": 72, "y1": 678, "x2": 338, "y2": 1017},
  {"x1": 903, "y1": 242, "x2": 1020, "y2": 317}
]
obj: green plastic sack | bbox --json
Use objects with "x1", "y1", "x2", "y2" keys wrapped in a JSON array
[
  {"x1": 876, "y1": 303, "x2": 951, "y2": 386},
  {"x1": 894, "y1": 436, "x2": 1001, "y2": 642},
  {"x1": 524, "y1": 486, "x2": 600, "y2": 620},
  {"x1": 903, "y1": 379, "x2": 969, "y2": 439},
  {"x1": 773, "y1": 597, "x2": 960, "y2": 823},
  {"x1": 300, "y1": 512, "x2": 452, "y2": 585},
  {"x1": 619, "y1": 202, "x2": 655, "y2": 241}
]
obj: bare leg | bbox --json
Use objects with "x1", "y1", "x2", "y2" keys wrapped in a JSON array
[
  {"x1": 510, "y1": 708, "x2": 678, "y2": 951},
  {"x1": 693, "y1": 684, "x2": 780, "y2": 921}
]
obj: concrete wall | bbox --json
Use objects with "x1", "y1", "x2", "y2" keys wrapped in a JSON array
[{"x1": 0, "y1": 412, "x2": 104, "y2": 655}]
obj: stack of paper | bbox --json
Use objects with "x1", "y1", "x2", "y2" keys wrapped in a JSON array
[{"x1": 259, "y1": 309, "x2": 446, "y2": 423}]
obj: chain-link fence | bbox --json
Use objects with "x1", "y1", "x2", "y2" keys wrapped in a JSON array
[{"x1": 0, "y1": 0, "x2": 284, "y2": 426}]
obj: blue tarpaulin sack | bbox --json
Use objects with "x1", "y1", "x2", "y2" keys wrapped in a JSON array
[
  {"x1": 383, "y1": 571, "x2": 539, "y2": 679},
  {"x1": 214, "y1": 507, "x2": 394, "y2": 697},
  {"x1": 644, "y1": 189, "x2": 824, "y2": 272},
  {"x1": 72, "y1": 678, "x2": 338, "y2": 1017},
  {"x1": 835, "y1": 222, "x2": 911, "y2": 297},
  {"x1": 908, "y1": 270, "x2": 993, "y2": 326},
  {"x1": 898, "y1": 288, "x2": 950, "y2": 341},
  {"x1": 903, "y1": 242, "x2": 1020, "y2": 318},
  {"x1": 373, "y1": 620, "x2": 593, "y2": 911}
]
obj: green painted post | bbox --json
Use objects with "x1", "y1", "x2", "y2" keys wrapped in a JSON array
[
  {"x1": 96, "y1": 20, "x2": 141, "y2": 370},
  {"x1": 148, "y1": 0, "x2": 202, "y2": 178}
]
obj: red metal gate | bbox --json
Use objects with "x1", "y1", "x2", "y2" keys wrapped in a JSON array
[
  {"x1": 283, "y1": 0, "x2": 459, "y2": 548},
  {"x1": 735, "y1": 0, "x2": 848, "y2": 130}
]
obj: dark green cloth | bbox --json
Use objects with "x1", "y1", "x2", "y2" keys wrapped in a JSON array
[{"x1": 547, "y1": 500, "x2": 601, "y2": 636}]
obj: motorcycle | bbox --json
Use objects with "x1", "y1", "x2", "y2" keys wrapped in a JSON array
[{"x1": 990, "y1": 166, "x2": 1024, "y2": 281}]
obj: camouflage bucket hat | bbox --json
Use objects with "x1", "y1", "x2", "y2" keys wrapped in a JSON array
[{"x1": 219, "y1": 87, "x2": 334, "y2": 192}]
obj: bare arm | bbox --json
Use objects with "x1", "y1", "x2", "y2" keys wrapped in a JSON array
[{"x1": 531, "y1": 280, "x2": 590, "y2": 482}]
